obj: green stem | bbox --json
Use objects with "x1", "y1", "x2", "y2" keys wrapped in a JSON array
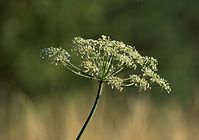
[{"x1": 76, "y1": 81, "x2": 103, "y2": 140}]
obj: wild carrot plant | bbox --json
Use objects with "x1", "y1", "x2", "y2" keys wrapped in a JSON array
[{"x1": 40, "y1": 35, "x2": 171, "y2": 140}]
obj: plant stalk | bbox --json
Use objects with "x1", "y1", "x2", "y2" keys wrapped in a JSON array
[{"x1": 76, "y1": 81, "x2": 103, "y2": 140}]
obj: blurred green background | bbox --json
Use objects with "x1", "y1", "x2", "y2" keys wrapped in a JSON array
[
  {"x1": 0, "y1": 0, "x2": 199, "y2": 139},
  {"x1": 1, "y1": 0, "x2": 199, "y2": 101}
]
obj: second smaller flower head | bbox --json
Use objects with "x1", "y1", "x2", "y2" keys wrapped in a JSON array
[{"x1": 41, "y1": 35, "x2": 171, "y2": 93}]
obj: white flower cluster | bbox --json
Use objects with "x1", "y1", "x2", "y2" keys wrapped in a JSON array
[
  {"x1": 41, "y1": 35, "x2": 171, "y2": 93},
  {"x1": 40, "y1": 47, "x2": 70, "y2": 65},
  {"x1": 107, "y1": 76, "x2": 124, "y2": 91},
  {"x1": 126, "y1": 75, "x2": 150, "y2": 91}
]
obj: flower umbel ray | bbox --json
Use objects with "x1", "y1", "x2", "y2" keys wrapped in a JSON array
[{"x1": 41, "y1": 35, "x2": 171, "y2": 93}]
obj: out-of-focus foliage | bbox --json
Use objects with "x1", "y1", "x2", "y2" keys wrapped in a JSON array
[
  {"x1": 1, "y1": 94, "x2": 199, "y2": 140},
  {"x1": 0, "y1": 0, "x2": 199, "y2": 103},
  {"x1": 1, "y1": 1, "x2": 199, "y2": 139}
]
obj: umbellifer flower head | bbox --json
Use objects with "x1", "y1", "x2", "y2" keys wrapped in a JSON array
[{"x1": 41, "y1": 35, "x2": 171, "y2": 93}]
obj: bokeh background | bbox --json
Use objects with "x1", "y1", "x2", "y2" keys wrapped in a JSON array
[{"x1": 0, "y1": 0, "x2": 199, "y2": 140}]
